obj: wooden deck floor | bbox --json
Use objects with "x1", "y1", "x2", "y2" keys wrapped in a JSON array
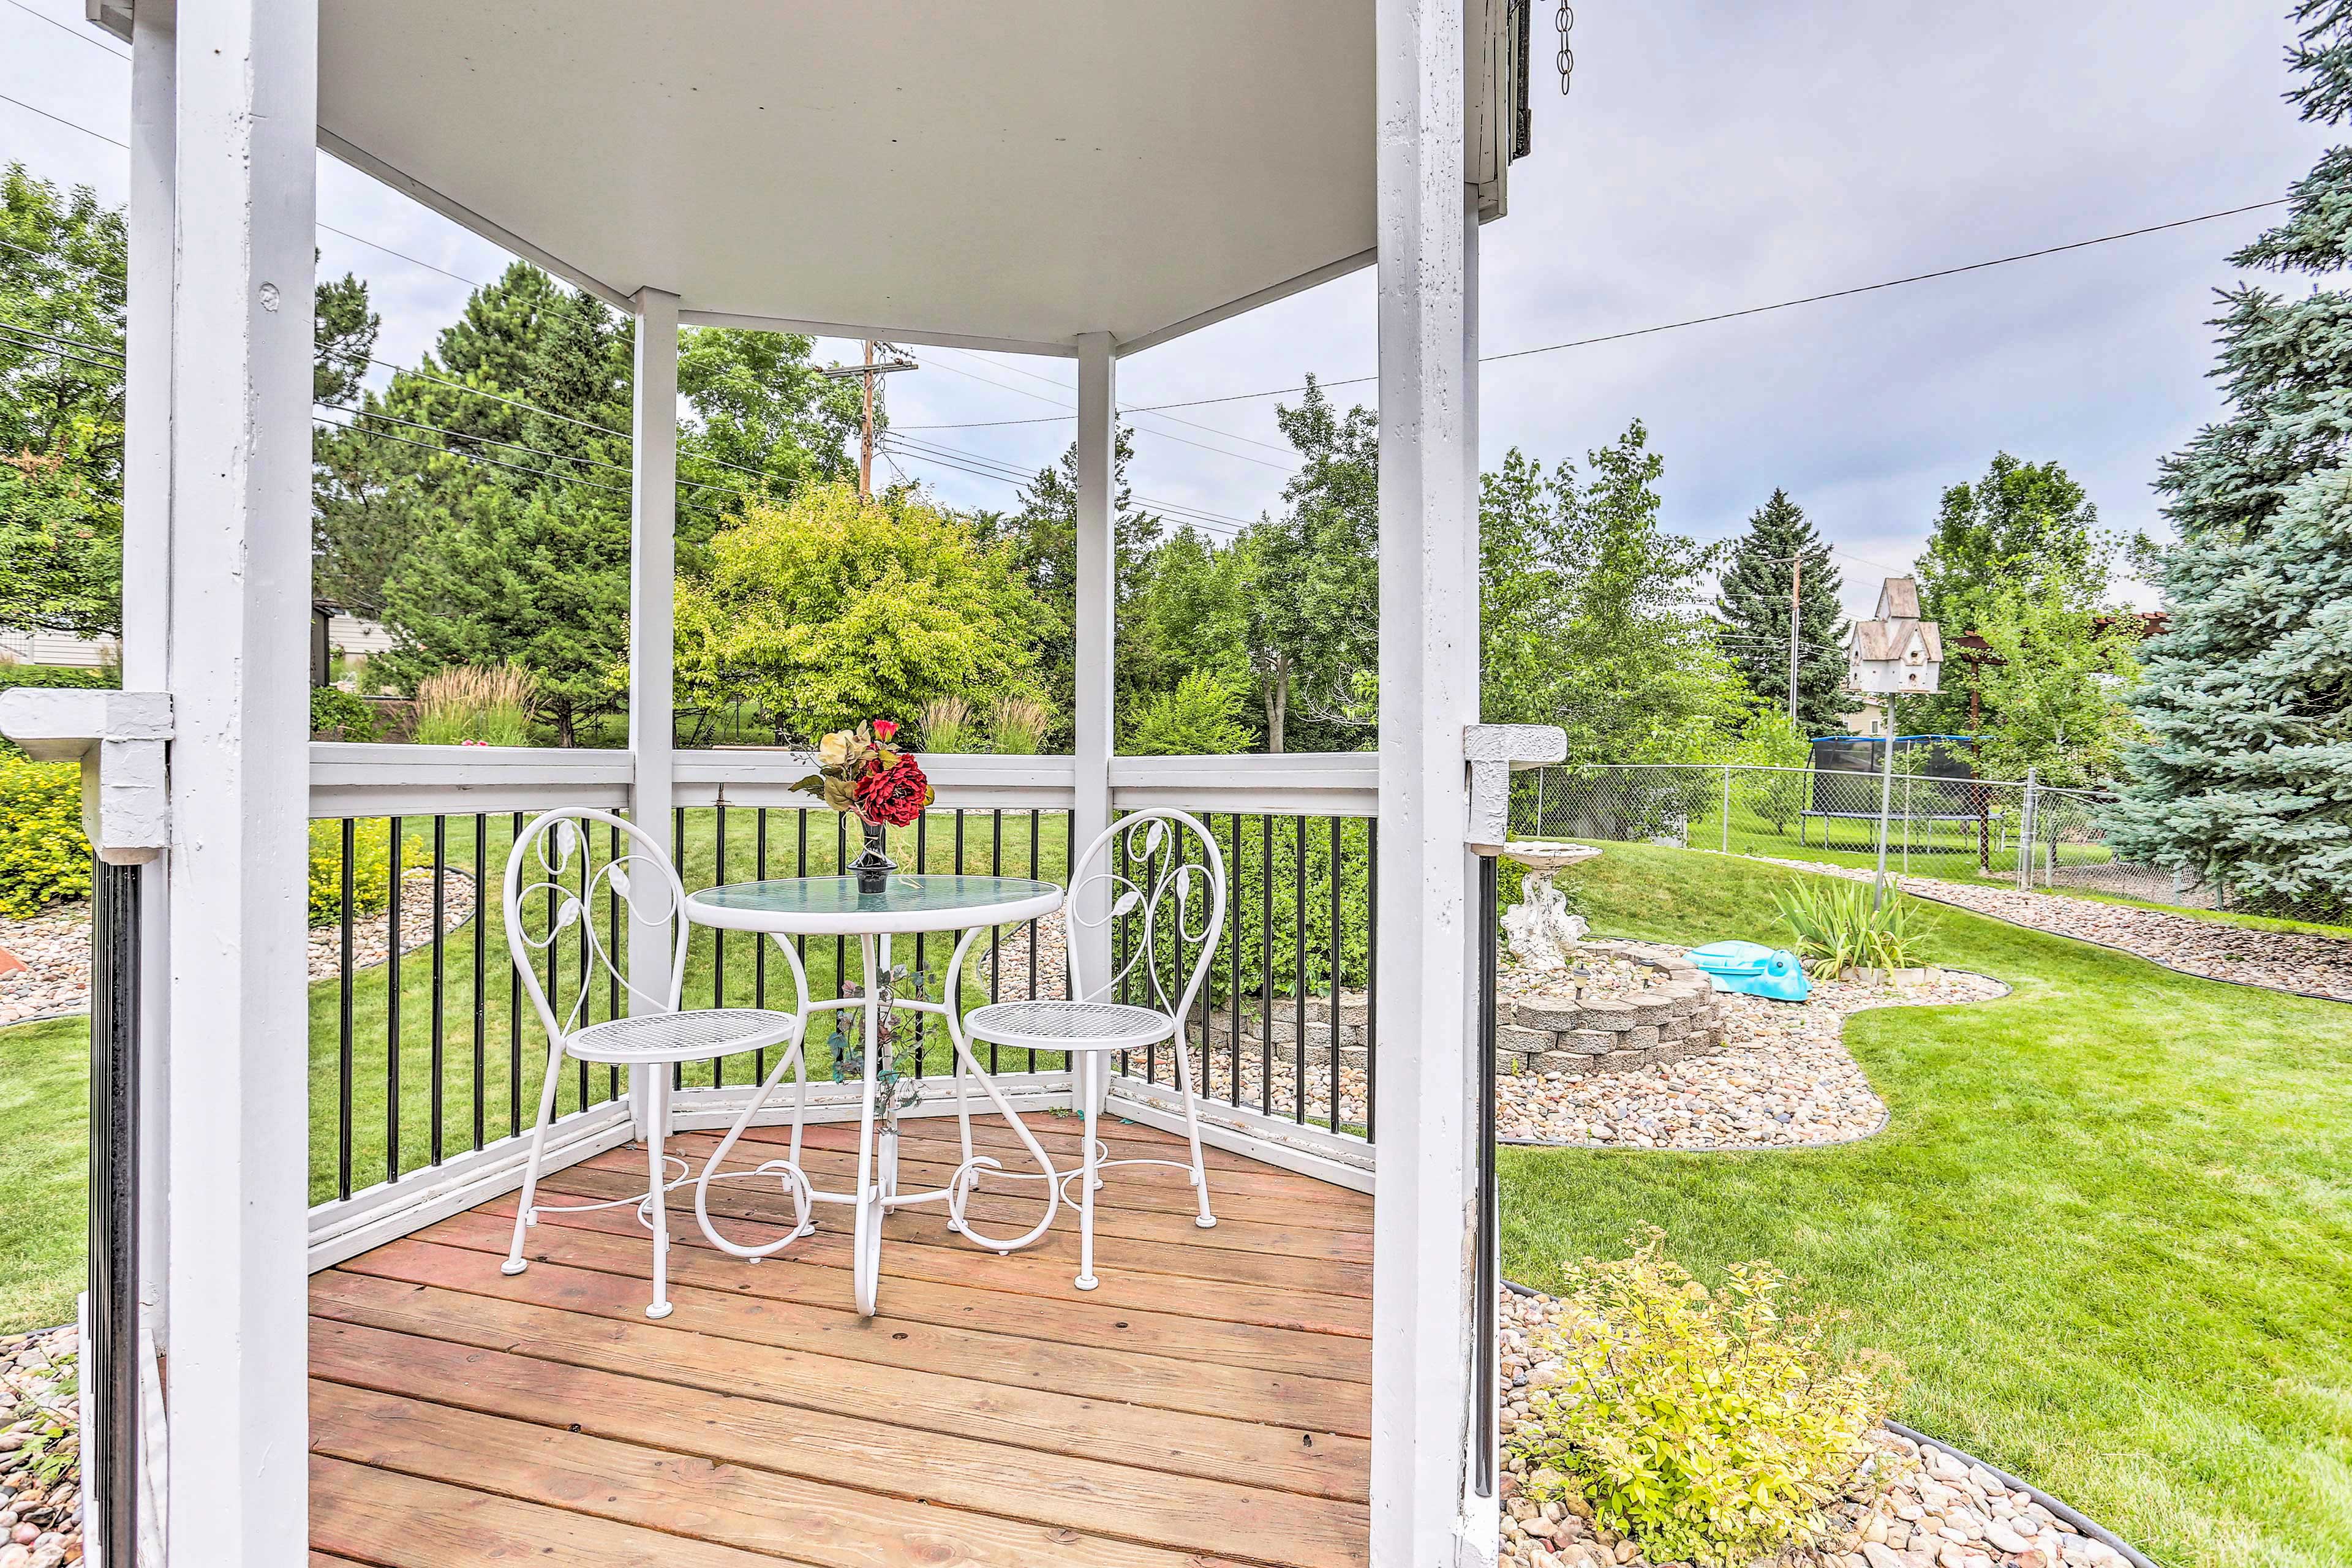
[{"x1": 307, "y1": 1113, "x2": 1374, "y2": 1568}]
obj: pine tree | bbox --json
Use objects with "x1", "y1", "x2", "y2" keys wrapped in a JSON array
[
  {"x1": 1711, "y1": 488, "x2": 1846, "y2": 735},
  {"x1": 2105, "y1": 0, "x2": 2352, "y2": 909}
]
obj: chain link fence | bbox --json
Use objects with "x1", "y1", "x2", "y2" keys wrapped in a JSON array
[{"x1": 1513, "y1": 763, "x2": 2223, "y2": 909}]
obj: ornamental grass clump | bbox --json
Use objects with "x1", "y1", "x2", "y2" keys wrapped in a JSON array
[
  {"x1": 1774, "y1": 879, "x2": 1936, "y2": 978},
  {"x1": 918, "y1": 696, "x2": 974, "y2": 754},
  {"x1": 413, "y1": 663, "x2": 537, "y2": 747},
  {"x1": 1512, "y1": 1229, "x2": 1902, "y2": 1568},
  {"x1": 988, "y1": 696, "x2": 1048, "y2": 755}
]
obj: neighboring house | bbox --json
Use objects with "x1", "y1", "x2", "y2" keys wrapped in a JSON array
[{"x1": 0, "y1": 627, "x2": 114, "y2": 669}]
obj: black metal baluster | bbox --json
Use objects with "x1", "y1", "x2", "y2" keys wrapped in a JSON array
[
  {"x1": 431, "y1": 815, "x2": 447, "y2": 1165},
  {"x1": 1227, "y1": 813, "x2": 1243, "y2": 1108},
  {"x1": 674, "y1": 805, "x2": 688, "y2": 1091},
  {"x1": 1329, "y1": 815, "x2": 1344, "y2": 1132},
  {"x1": 1365, "y1": 819, "x2": 1379, "y2": 1143},
  {"x1": 795, "y1": 809, "x2": 809, "y2": 981},
  {"x1": 1293, "y1": 814, "x2": 1308, "y2": 1124},
  {"x1": 755, "y1": 808, "x2": 769, "y2": 1080},
  {"x1": 387, "y1": 816, "x2": 402, "y2": 1182},
  {"x1": 1259, "y1": 812, "x2": 1273, "y2": 1118},
  {"x1": 835, "y1": 812, "x2": 848, "y2": 1001},
  {"x1": 713, "y1": 804, "x2": 727, "y2": 1088},
  {"x1": 472, "y1": 815, "x2": 486, "y2": 1155},
  {"x1": 510, "y1": 812, "x2": 523, "y2": 1139},
  {"x1": 912, "y1": 810, "x2": 928, "y2": 1077},
  {"x1": 337, "y1": 818, "x2": 355, "y2": 1200},
  {"x1": 606, "y1": 822, "x2": 620, "y2": 1104}
]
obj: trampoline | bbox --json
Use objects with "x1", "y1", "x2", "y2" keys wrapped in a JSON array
[{"x1": 1800, "y1": 734, "x2": 1984, "y2": 849}]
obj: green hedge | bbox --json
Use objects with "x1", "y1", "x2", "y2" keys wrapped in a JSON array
[{"x1": 0, "y1": 665, "x2": 115, "y2": 691}]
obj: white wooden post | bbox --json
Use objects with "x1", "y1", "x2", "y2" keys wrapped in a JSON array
[
  {"x1": 1371, "y1": 0, "x2": 1491, "y2": 1561},
  {"x1": 124, "y1": 0, "x2": 176, "y2": 1370},
  {"x1": 1069, "y1": 331, "x2": 1117, "y2": 998},
  {"x1": 162, "y1": 1, "x2": 317, "y2": 1561},
  {"x1": 628, "y1": 287, "x2": 680, "y2": 1137}
]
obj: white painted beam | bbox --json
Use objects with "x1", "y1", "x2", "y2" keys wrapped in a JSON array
[
  {"x1": 629, "y1": 287, "x2": 681, "y2": 1136},
  {"x1": 162, "y1": 0, "x2": 318, "y2": 1560},
  {"x1": 1370, "y1": 0, "x2": 1493, "y2": 1561},
  {"x1": 1069, "y1": 331, "x2": 1117, "y2": 995}
]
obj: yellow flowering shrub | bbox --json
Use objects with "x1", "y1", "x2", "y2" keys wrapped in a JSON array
[
  {"x1": 0, "y1": 757, "x2": 90, "y2": 917},
  {"x1": 1512, "y1": 1229, "x2": 1902, "y2": 1567},
  {"x1": 306, "y1": 818, "x2": 393, "y2": 926}
]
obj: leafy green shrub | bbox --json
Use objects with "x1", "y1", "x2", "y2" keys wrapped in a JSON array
[
  {"x1": 1126, "y1": 671, "x2": 1251, "y2": 756},
  {"x1": 0, "y1": 757, "x2": 90, "y2": 916},
  {"x1": 306, "y1": 818, "x2": 393, "y2": 926},
  {"x1": 310, "y1": 686, "x2": 381, "y2": 742},
  {"x1": 1774, "y1": 879, "x2": 1937, "y2": 976},
  {"x1": 1512, "y1": 1229, "x2": 1903, "y2": 1567},
  {"x1": 0, "y1": 664, "x2": 115, "y2": 690},
  {"x1": 413, "y1": 663, "x2": 536, "y2": 746}
]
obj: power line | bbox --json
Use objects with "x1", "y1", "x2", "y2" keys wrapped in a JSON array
[
  {"x1": 314, "y1": 409, "x2": 628, "y2": 494},
  {"x1": 2, "y1": 0, "x2": 127, "y2": 60},
  {"x1": 903, "y1": 197, "x2": 2294, "y2": 426},
  {"x1": 885, "y1": 431, "x2": 1264, "y2": 531},
  {"x1": 320, "y1": 225, "x2": 485, "y2": 289},
  {"x1": 881, "y1": 434, "x2": 1255, "y2": 535},
  {"x1": 0, "y1": 88, "x2": 126, "y2": 147},
  {"x1": 921, "y1": 343, "x2": 1303, "y2": 461},
  {"x1": 0, "y1": 326, "x2": 124, "y2": 374},
  {"x1": 0, "y1": 315, "x2": 123, "y2": 359}
]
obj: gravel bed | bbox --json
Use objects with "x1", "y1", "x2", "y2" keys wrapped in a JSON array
[
  {"x1": 0, "y1": 1325, "x2": 81, "y2": 1568},
  {"x1": 1501, "y1": 1289, "x2": 2133, "y2": 1568},
  {"x1": 1758, "y1": 859, "x2": 2352, "y2": 1003},
  {"x1": 1498, "y1": 956, "x2": 2005, "y2": 1150},
  {"x1": 0, "y1": 866, "x2": 476, "y2": 1028}
]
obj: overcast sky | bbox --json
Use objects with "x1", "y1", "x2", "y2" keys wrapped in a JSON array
[{"x1": 3, "y1": 0, "x2": 2331, "y2": 619}]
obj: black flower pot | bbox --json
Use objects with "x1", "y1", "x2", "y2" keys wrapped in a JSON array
[{"x1": 848, "y1": 818, "x2": 895, "y2": 893}]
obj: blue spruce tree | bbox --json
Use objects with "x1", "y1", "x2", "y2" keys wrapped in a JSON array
[{"x1": 2105, "y1": 1, "x2": 2352, "y2": 910}]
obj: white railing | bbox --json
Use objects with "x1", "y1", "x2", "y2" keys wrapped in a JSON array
[{"x1": 300, "y1": 744, "x2": 1384, "y2": 1264}]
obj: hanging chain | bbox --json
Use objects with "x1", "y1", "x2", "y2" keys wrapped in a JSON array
[{"x1": 1555, "y1": 3, "x2": 1575, "y2": 95}]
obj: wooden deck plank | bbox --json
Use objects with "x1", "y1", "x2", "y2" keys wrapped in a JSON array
[
  {"x1": 336, "y1": 1236, "x2": 1371, "y2": 1434},
  {"x1": 589, "y1": 1139, "x2": 1374, "y2": 1264},
  {"x1": 485, "y1": 1189, "x2": 1372, "y2": 1336},
  {"x1": 311, "y1": 1322, "x2": 1359, "y2": 1567},
  {"x1": 311, "y1": 1454, "x2": 788, "y2": 1568},
  {"x1": 763, "y1": 1120, "x2": 1376, "y2": 1220},
  {"x1": 420, "y1": 1205, "x2": 1371, "y2": 1384},
  {"x1": 312, "y1": 1107, "x2": 1374, "y2": 1568},
  {"x1": 308, "y1": 1270, "x2": 1371, "y2": 1501},
  {"x1": 535, "y1": 1163, "x2": 1374, "y2": 1298}
]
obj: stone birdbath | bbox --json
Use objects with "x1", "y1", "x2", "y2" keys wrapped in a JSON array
[{"x1": 1499, "y1": 841, "x2": 1601, "y2": 978}]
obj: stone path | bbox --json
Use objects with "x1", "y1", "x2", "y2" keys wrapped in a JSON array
[
  {"x1": 1758, "y1": 858, "x2": 2352, "y2": 1003},
  {"x1": 0, "y1": 866, "x2": 476, "y2": 1030},
  {"x1": 0, "y1": 1325, "x2": 80, "y2": 1568},
  {"x1": 1498, "y1": 954, "x2": 2004, "y2": 1150},
  {"x1": 1501, "y1": 1289, "x2": 2135, "y2": 1568}
]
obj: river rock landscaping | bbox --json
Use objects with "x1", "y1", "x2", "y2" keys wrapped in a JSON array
[
  {"x1": 0, "y1": 866, "x2": 475, "y2": 1029},
  {"x1": 0, "y1": 1325, "x2": 81, "y2": 1568},
  {"x1": 1499, "y1": 1289, "x2": 2135, "y2": 1568},
  {"x1": 1496, "y1": 941, "x2": 2004, "y2": 1150},
  {"x1": 1760, "y1": 859, "x2": 2352, "y2": 1003}
]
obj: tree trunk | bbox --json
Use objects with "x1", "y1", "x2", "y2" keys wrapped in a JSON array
[{"x1": 1264, "y1": 654, "x2": 1289, "y2": 754}]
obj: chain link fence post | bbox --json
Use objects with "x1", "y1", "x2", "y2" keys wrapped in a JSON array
[
  {"x1": 1721, "y1": 763, "x2": 1732, "y2": 853},
  {"x1": 2016, "y1": 767, "x2": 2038, "y2": 892}
]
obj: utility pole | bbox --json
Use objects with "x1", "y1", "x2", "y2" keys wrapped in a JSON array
[
  {"x1": 1787, "y1": 554, "x2": 1802, "y2": 723},
  {"x1": 821, "y1": 342, "x2": 921, "y2": 502}
]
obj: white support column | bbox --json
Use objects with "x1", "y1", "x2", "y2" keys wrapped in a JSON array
[
  {"x1": 1069, "y1": 331, "x2": 1117, "y2": 997},
  {"x1": 628, "y1": 288, "x2": 680, "y2": 1134},
  {"x1": 163, "y1": 1, "x2": 317, "y2": 1562},
  {"x1": 1370, "y1": 0, "x2": 1490, "y2": 1562},
  {"x1": 124, "y1": 0, "x2": 175, "y2": 1365}
]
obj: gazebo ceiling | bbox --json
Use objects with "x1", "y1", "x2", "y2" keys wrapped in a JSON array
[{"x1": 314, "y1": 0, "x2": 1379, "y2": 354}]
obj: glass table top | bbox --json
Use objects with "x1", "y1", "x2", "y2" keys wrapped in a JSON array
[{"x1": 684, "y1": 874, "x2": 1065, "y2": 933}]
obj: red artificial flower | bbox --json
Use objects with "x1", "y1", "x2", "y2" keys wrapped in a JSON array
[
  {"x1": 871, "y1": 718, "x2": 899, "y2": 742},
  {"x1": 853, "y1": 753, "x2": 930, "y2": 828}
]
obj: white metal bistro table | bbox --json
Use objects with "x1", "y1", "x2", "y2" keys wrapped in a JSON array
[{"x1": 681, "y1": 872, "x2": 1067, "y2": 1316}]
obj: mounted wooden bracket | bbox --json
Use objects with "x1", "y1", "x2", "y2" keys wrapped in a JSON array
[
  {"x1": 0, "y1": 689, "x2": 175, "y2": 864},
  {"x1": 1464, "y1": 722, "x2": 1565, "y2": 855}
]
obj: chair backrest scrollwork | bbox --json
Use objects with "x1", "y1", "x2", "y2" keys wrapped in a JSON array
[
  {"x1": 502, "y1": 807, "x2": 689, "y2": 1046},
  {"x1": 1066, "y1": 809, "x2": 1227, "y2": 1027}
]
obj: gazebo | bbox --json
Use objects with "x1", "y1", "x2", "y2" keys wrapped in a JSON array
[{"x1": 6, "y1": 2, "x2": 1565, "y2": 1564}]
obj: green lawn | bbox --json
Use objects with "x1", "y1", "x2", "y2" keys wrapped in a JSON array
[
  {"x1": 1509, "y1": 843, "x2": 2352, "y2": 1568},
  {"x1": 0, "y1": 1016, "x2": 91, "y2": 1333}
]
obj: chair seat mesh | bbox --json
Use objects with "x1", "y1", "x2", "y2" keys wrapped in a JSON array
[
  {"x1": 965, "y1": 999, "x2": 1176, "y2": 1049},
  {"x1": 566, "y1": 1007, "x2": 799, "y2": 1063}
]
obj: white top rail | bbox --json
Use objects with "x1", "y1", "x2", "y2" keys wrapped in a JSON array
[{"x1": 309, "y1": 745, "x2": 1381, "y2": 820}]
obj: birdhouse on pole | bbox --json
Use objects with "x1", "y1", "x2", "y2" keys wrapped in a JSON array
[{"x1": 1847, "y1": 576, "x2": 1943, "y2": 695}]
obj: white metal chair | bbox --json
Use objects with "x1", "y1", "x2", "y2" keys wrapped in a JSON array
[
  {"x1": 962, "y1": 809, "x2": 1224, "y2": 1290},
  {"x1": 500, "y1": 808, "x2": 802, "y2": 1318}
]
